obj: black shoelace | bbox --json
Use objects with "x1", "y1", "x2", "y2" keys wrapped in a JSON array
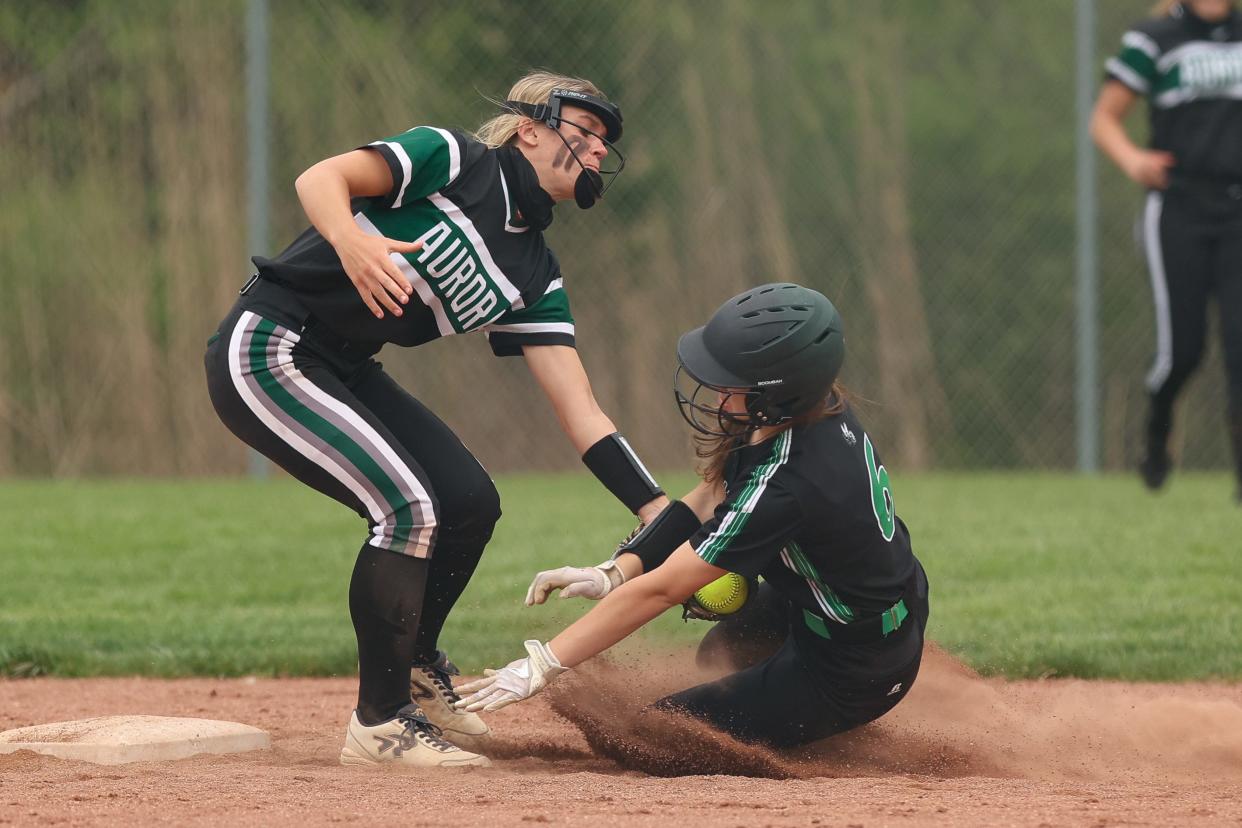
[
  {"x1": 396, "y1": 707, "x2": 456, "y2": 751},
  {"x1": 418, "y1": 656, "x2": 463, "y2": 703}
]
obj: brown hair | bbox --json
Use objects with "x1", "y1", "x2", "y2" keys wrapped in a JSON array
[
  {"x1": 473, "y1": 70, "x2": 606, "y2": 148},
  {"x1": 1150, "y1": 0, "x2": 1179, "y2": 14},
  {"x1": 695, "y1": 382, "x2": 851, "y2": 485}
]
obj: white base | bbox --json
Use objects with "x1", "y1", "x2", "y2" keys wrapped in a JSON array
[{"x1": 0, "y1": 715, "x2": 271, "y2": 765}]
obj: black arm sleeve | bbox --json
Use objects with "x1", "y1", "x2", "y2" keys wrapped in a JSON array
[
  {"x1": 581, "y1": 433, "x2": 663, "y2": 513},
  {"x1": 613, "y1": 500, "x2": 702, "y2": 573}
]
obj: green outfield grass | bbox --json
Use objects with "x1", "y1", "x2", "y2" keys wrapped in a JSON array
[{"x1": 0, "y1": 473, "x2": 1238, "y2": 680}]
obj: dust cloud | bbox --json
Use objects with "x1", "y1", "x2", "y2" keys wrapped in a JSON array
[{"x1": 537, "y1": 642, "x2": 1242, "y2": 781}]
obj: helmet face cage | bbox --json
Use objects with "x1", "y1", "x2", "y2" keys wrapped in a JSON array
[
  {"x1": 674, "y1": 363, "x2": 768, "y2": 437},
  {"x1": 674, "y1": 283, "x2": 845, "y2": 438},
  {"x1": 547, "y1": 116, "x2": 625, "y2": 199},
  {"x1": 504, "y1": 89, "x2": 626, "y2": 198}
]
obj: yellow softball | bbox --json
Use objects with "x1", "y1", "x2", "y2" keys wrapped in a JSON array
[{"x1": 692, "y1": 572, "x2": 749, "y2": 615}]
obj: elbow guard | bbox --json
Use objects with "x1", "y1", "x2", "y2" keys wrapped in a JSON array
[
  {"x1": 582, "y1": 432, "x2": 663, "y2": 514},
  {"x1": 614, "y1": 500, "x2": 701, "y2": 573}
]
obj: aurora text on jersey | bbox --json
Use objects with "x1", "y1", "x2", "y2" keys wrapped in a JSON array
[
  {"x1": 252, "y1": 127, "x2": 576, "y2": 355},
  {"x1": 1106, "y1": 3, "x2": 1242, "y2": 177}
]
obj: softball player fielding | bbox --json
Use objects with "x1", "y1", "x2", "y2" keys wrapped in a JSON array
[{"x1": 204, "y1": 72, "x2": 669, "y2": 767}]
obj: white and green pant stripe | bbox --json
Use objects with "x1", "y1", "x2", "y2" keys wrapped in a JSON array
[{"x1": 226, "y1": 311, "x2": 437, "y2": 557}]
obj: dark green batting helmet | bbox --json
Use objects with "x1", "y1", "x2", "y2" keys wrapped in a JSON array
[{"x1": 675, "y1": 283, "x2": 845, "y2": 436}]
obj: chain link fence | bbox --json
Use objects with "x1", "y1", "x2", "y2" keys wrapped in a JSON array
[{"x1": 0, "y1": 0, "x2": 1231, "y2": 475}]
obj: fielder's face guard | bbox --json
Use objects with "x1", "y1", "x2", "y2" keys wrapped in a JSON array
[
  {"x1": 505, "y1": 89, "x2": 626, "y2": 207},
  {"x1": 674, "y1": 362, "x2": 764, "y2": 438}
]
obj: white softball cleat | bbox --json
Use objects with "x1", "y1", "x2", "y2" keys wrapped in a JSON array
[
  {"x1": 340, "y1": 704, "x2": 491, "y2": 769},
  {"x1": 410, "y1": 651, "x2": 493, "y2": 753}
]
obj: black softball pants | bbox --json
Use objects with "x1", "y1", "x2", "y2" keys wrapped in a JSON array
[
  {"x1": 657, "y1": 568, "x2": 929, "y2": 749},
  {"x1": 204, "y1": 281, "x2": 501, "y2": 725},
  {"x1": 1142, "y1": 182, "x2": 1242, "y2": 484}
]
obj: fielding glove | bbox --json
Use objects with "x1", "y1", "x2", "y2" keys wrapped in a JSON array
[
  {"x1": 681, "y1": 595, "x2": 726, "y2": 622},
  {"x1": 525, "y1": 560, "x2": 626, "y2": 605},
  {"x1": 453, "y1": 640, "x2": 568, "y2": 713},
  {"x1": 613, "y1": 519, "x2": 646, "y2": 554},
  {"x1": 682, "y1": 575, "x2": 759, "y2": 622}
]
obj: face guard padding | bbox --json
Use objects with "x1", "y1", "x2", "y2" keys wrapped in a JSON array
[{"x1": 504, "y1": 89, "x2": 626, "y2": 209}]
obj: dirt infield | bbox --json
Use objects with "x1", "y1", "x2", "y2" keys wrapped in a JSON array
[{"x1": 2, "y1": 645, "x2": 1240, "y2": 827}]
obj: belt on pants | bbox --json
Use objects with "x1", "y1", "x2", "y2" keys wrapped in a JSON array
[
  {"x1": 243, "y1": 273, "x2": 360, "y2": 355},
  {"x1": 802, "y1": 598, "x2": 909, "y2": 644}
]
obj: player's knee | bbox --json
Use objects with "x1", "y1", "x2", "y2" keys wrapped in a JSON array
[
  {"x1": 694, "y1": 624, "x2": 737, "y2": 671},
  {"x1": 435, "y1": 472, "x2": 502, "y2": 541},
  {"x1": 695, "y1": 619, "x2": 783, "y2": 672}
]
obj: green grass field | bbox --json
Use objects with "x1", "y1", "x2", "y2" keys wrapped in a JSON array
[{"x1": 1, "y1": 472, "x2": 1238, "y2": 680}]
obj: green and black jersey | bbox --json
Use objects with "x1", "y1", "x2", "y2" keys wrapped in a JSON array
[
  {"x1": 690, "y1": 408, "x2": 918, "y2": 628},
  {"x1": 1106, "y1": 2, "x2": 1242, "y2": 178},
  {"x1": 253, "y1": 126, "x2": 574, "y2": 356}
]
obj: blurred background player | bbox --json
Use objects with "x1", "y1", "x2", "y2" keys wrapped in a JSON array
[
  {"x1": 204, "y1": 71, "x2": 669, "y2": 768},
  {"x1": 457, "y1": 284, "x2": 931, "y2": 749},
  {"x1": 1091, "y1": 0, "x2": 1242, "y2": 500}
]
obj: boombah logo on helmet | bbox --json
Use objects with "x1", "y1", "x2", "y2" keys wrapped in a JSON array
[{"x1": 675, "y1": 283, "x2": 845, "y2": 437}]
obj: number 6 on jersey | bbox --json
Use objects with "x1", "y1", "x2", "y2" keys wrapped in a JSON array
[{"x1": 864, "y1": 433, "x2": 896, "y2": 542}]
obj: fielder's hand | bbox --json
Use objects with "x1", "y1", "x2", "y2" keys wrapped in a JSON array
[
  {"x1": 331, "y1": 229, "x2": 422, "y2": 319},
  {"x1": 454, "y1": 640, "x2": 568, "y2": 712},
  {"x1": 1122, "y1": 149, "x2": 1175, "y2": 190},
  {"x1": 525, "y1": 560, "x2": 626, "y2": 605}
]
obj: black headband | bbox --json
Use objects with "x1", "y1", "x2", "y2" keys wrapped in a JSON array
[{"x1": 504, "y1": 88, "x2": 623, "y2": 143}]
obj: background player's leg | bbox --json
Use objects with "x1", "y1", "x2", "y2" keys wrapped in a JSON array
[
  {"x1": 1214, "y1": 212, "x2": 1242, "y2": 498},
  {"x1": 205, "y1": 309, "x2": 442, "y2": 724},
  {"x1": 1142, "y1": 191, "x2": 1212, "y2": 487},
  {"x1": 349, "y1": 364, "x2": 502, "y2": 665},
  {"x1": 695, "y1": 581, "x2": 789, "y2": 671}
]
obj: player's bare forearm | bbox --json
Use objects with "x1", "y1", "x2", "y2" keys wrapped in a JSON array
[
  {"x1": 1091, "y1": 109, "x2": 1142, "y2": 173},
  {"x1": 523, "y1": 345, "x2": 616, "y2": 452},
  {"x1": 612, "y1": 553, "x2": 645, "y2": 581},
  {"x1": 548, "y1": 545, "x2": 725, "y2": 667},
  {"x1": 680, "y1": 478, "x2": 725, "y2": 521},
  {"x1": 294, "y1": 165, "x2": 357, "y2": 246},
  {"x1": 548, "y1": 584, "x2": 676, "y2": 668},
  {"x1": 1090, "y1": 81, "x2": 1166, "y2": 185},
  {"x1": 295, "y1": 150, "x2": 393, "y2": 245},
  {"x1": 635, "y1": 495, "x2": 671, "y2": 524},
  {"x1": 525, "y1": 344, "x2": 668, "y2": 517}
]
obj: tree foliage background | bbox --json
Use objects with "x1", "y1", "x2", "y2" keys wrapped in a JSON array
[{"x1": 0, "y1": 0, "x2": 1230, "y2": 475}]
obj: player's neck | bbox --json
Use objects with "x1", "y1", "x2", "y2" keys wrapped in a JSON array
[{"x1": 747, "y1": 424, "x2": 784, "y2": 446}]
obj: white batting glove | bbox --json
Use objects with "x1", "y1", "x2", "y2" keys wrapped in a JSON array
[
  {"x1": 524, "y1": 560, "x2": 626, "y2": 605},
  {"x1": 453, "y1": 640, "x2": 568, "y2": 713}
]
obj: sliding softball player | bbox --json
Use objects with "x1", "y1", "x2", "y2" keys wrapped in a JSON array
[{"x1": 460, "y1": 285, "x2": 931, "y2": 748}]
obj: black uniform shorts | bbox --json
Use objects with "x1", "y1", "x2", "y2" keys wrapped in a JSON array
[{"x1": 656, "y1": 565, "x2": 929, "y2": 749}]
